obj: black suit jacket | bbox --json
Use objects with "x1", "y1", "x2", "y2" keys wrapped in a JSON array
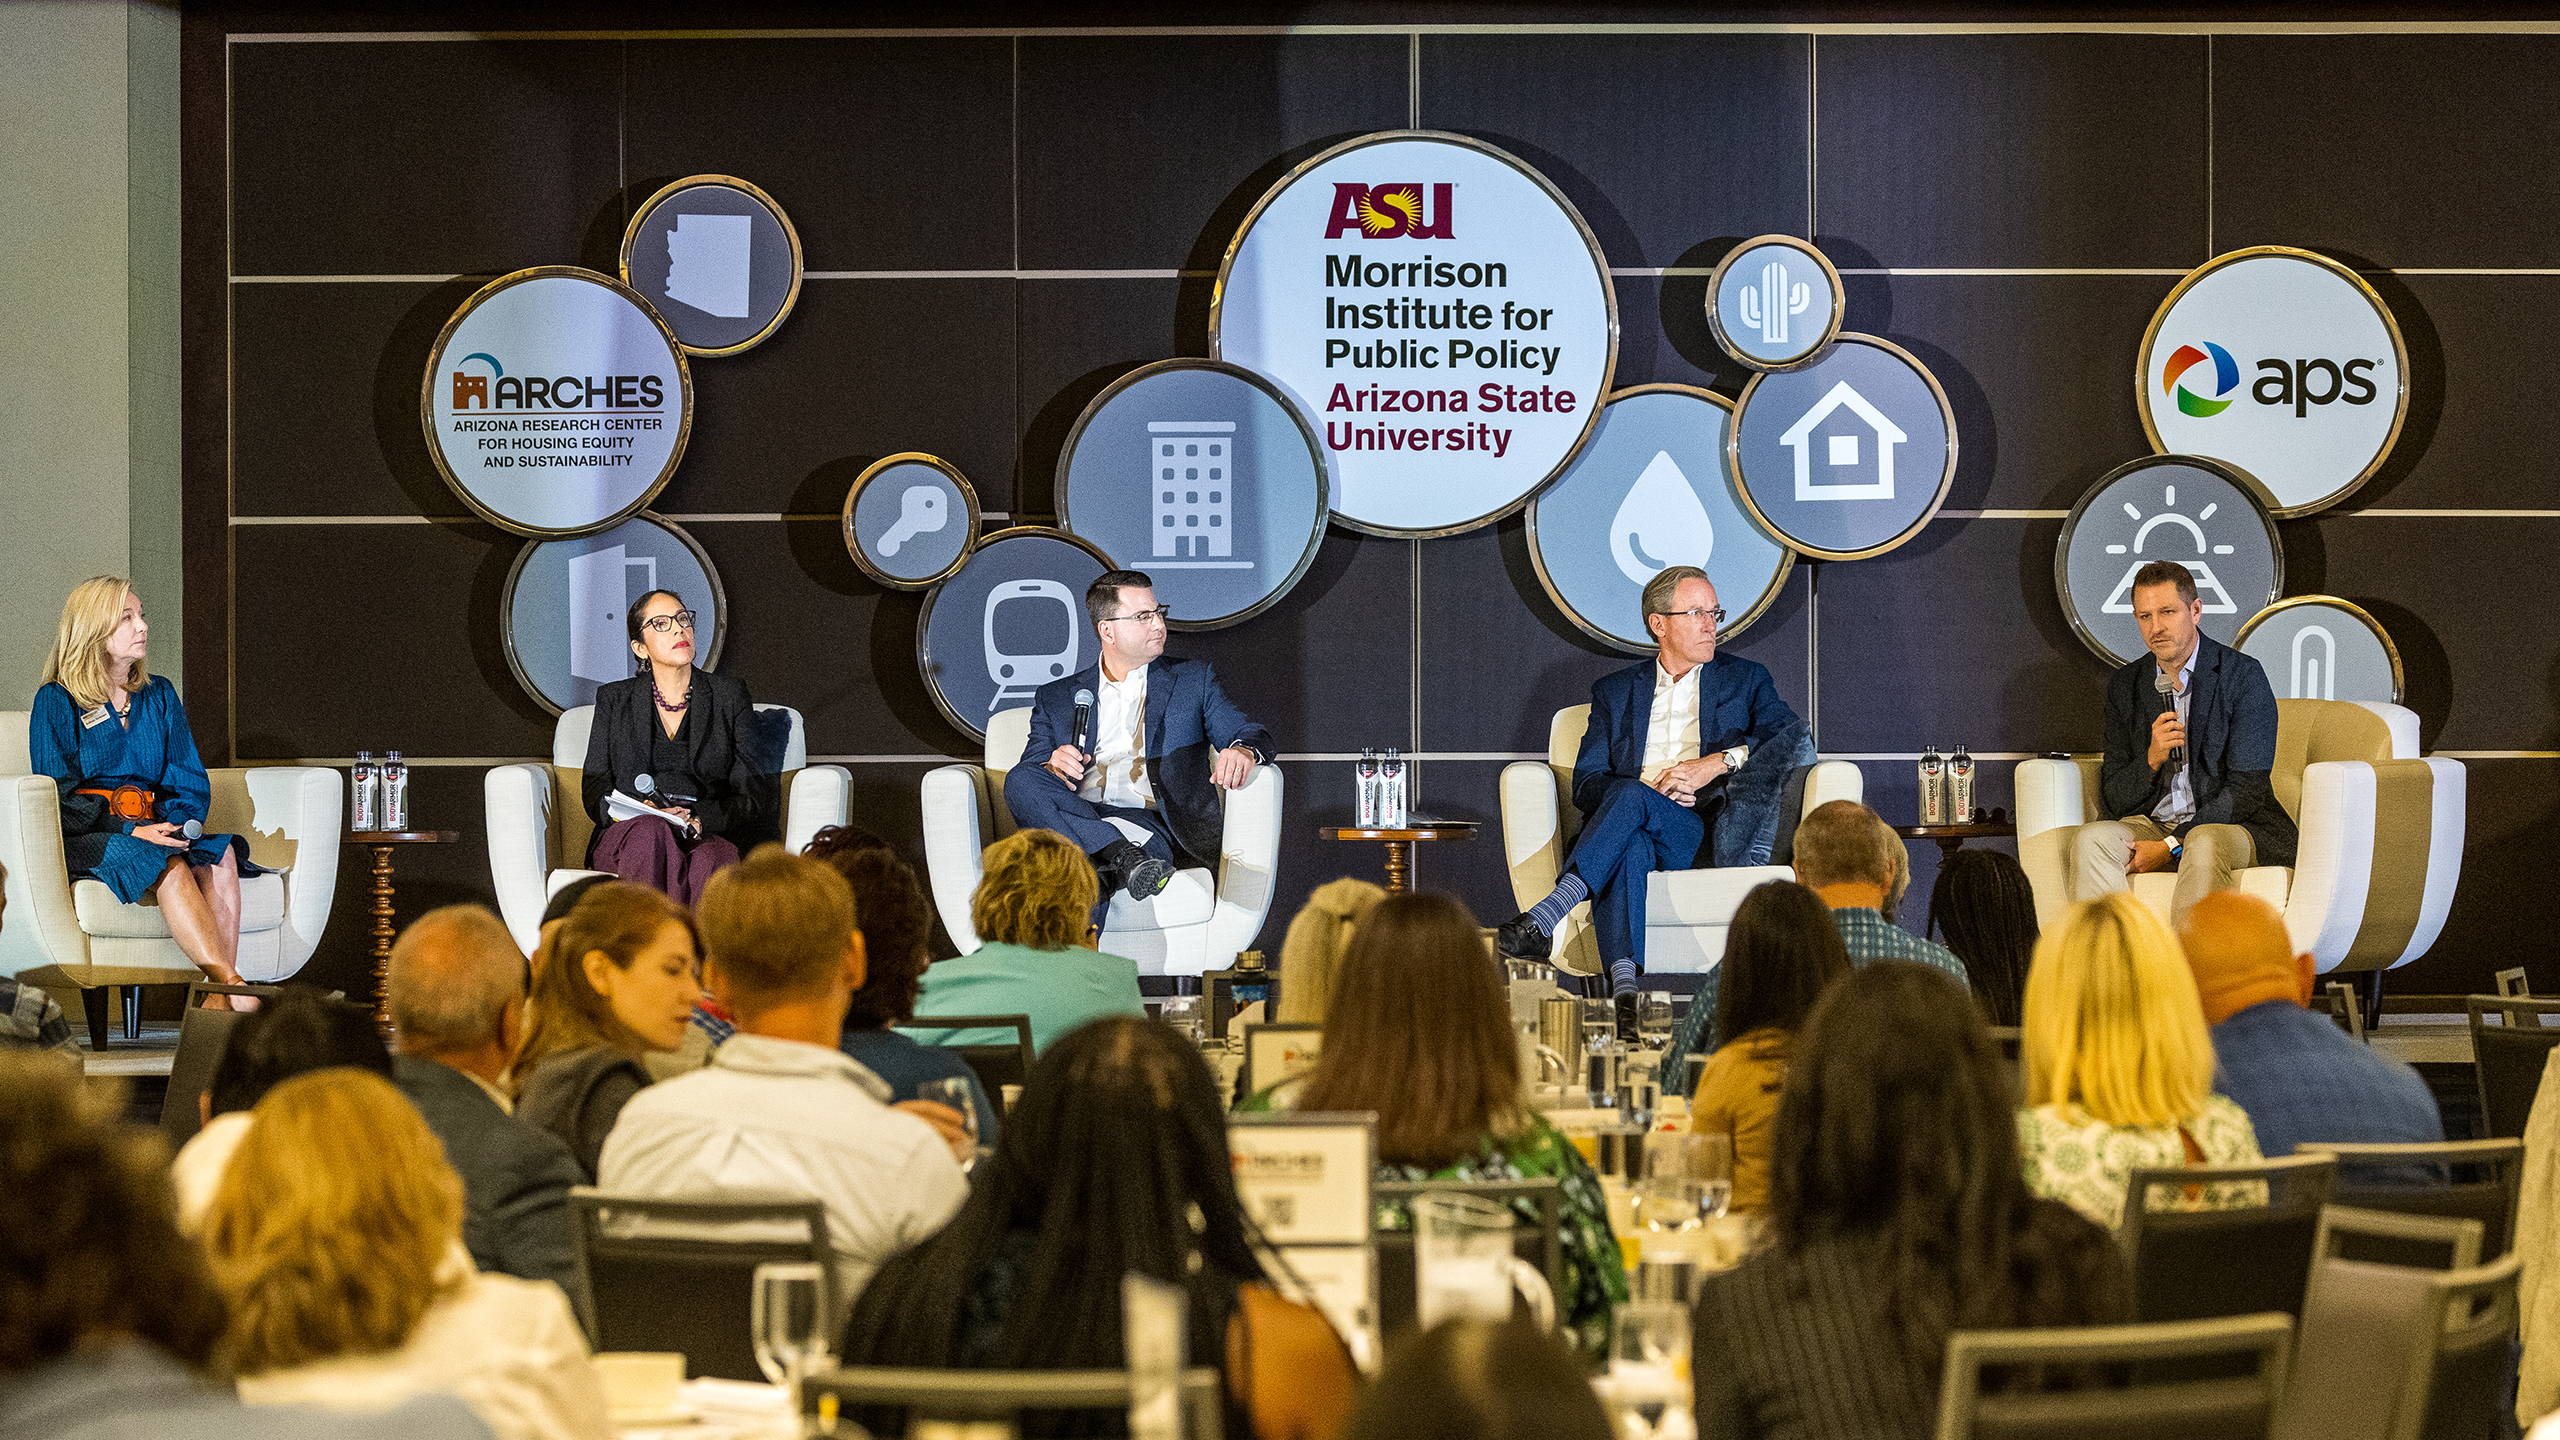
[
  {"x1": 2099, "y1": 633, "x2": 2298, "y2": 868},
  {"x1": 392, "y1": 1055, "x2": 584, "y2": 1294},
  {"x1": 582, "y1": 667, "x2": 781, "y2": 854}
]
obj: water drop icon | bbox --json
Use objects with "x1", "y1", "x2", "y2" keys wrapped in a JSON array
[{"x1": 1609, "y1": 450, "x2": 1716, "y2": 586}]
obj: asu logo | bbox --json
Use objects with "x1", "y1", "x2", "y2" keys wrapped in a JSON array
[{"x1": 1323, "y1": 183, "x2": 1455, "y2": 240}]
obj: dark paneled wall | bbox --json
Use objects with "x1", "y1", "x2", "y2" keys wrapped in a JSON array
[{"x1": 189, "y1": 19, "x2": 2560, "y2": 999}]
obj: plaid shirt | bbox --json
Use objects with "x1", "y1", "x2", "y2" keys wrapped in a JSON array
[{"x1": 1, "y1": 978, "x2": 77, "y2": 1056}]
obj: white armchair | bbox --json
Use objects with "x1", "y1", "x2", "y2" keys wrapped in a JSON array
[
  {"x1": 1500, "y1": 704, "x2": 1864, "y2": 976},
  {"x1": 0, "y1": 710, "x2": 341, "y2": 1046},
  {"x1": 920, "y1": 707, "x2": 1281, "y2": 977},
  {"x1": 2015, "y1": 699, "x2": 2463, "y2": 974},
  {"x1": 484, "y1": 704, "x2": 850, "y2": 953}
]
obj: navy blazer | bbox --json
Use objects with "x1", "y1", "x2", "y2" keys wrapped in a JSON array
[
  {"x1": 1572, "y1": 655, "x2": 1799, "y2": 818},
  {"x1": 390, "y1": 1056, "x2": 583, "y2": 1294},
  {"x1": 2099, "y1": 633, "x2": 2297, "y2": 867},
  {"x1": 1012, "y1": 656, "x2": 1274, "y2": 868}
]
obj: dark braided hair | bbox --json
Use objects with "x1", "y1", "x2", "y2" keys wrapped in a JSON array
[{"x1": 1929, "y1": 848, "x2": 2039, "y2": 1028}]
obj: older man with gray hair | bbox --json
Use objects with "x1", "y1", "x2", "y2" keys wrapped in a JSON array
[{"x1": 388, "y1": 904, "x2": 583, "y2": 1294}]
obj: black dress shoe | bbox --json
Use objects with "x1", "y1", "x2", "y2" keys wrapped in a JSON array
[
  {"x1": 1495, "y1": 912, "x2": 1552, "y2": 962},
  {"x1": 1101, "y1": 839, "x2": 1174, "y2": 901}
]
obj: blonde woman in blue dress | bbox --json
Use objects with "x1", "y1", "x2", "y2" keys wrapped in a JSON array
[{"x1": 29, "y1": 578, "x2": 260, "y2": 1004}]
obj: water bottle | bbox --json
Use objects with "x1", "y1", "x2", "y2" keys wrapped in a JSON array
[
  {"x1": 351, "y1": 751, "x2": 379, "y2": 831},
  {"x1": 1381, "y1": 748, "x2": 1409, "y2": 828},
  {"x1": 1948, "y1": 744, "x2": 1975, "y2": 824},
  {"x1": 384, "y1": 751, "x2": 411, "y2": 830},
  {"x1": 1356, "y1": 748, "x2": 1382, "y2": 827},
  {"x1": 1918, "y1": 743, "x2": 1947, "y2": 825}
]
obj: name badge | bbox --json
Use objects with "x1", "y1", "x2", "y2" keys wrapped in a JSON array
[{"x1": 80, "y1": 706, "x2": 111, "y2": 730}]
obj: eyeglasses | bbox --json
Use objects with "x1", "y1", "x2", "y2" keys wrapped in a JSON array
[
  {"x1": 1102, "y1": 607, "x2": 1172, "y2": 626},
  {"x1": 640, "y1": 611, "x2": 699, "y2": 634},
  {"x1": 1657, "y1": 606, "x2": 1726, "y2": 626}
]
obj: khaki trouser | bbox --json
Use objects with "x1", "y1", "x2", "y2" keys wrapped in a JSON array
[{"x1": 2070, "y1": 816, "x2": 2256, "y2": 926}]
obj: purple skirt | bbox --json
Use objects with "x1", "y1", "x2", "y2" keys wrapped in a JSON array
[{"x1": 591, "y1": 818, "x2": 741, "y2": 910}]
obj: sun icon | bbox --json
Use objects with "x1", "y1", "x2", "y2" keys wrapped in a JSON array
[{"x1": 2099, "y1": 483, "x2": 2243, "y2": 614}]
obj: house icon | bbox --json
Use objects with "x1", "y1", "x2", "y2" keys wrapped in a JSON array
[{"x1": 1779, "y1": 381, "x2": 1906, "y2": 501}]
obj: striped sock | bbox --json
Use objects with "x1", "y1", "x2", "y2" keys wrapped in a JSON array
[
  {"x1": 1527, "y1": 872, "x2": 1589, "y2": 935},
  {"x1": 1608, "y1": 958, "x2": 1642, "y2": 997}
]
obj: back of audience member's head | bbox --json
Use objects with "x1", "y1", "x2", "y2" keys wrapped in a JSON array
[
  {"x1": 509, "y1": 880, "x2": 700, "y2": 1086},
  {"x1": 844, "y1": 1015, "x2": 1264, "y2": 1376},
  {"x1": 1716, "y1": 880, "x2": 1854, "y2": 1046},
  {"x1": 1791, "y1": 800, "x2": 1908, "y2": 914},
  {"x1": 1341, "y1": 1318, "x2": 1612, "y2": 1440},
  {"x1": 2177, "y1": 890, "x2": 2312, "y2": 1026},
  {"x1": 1931, "y1": 848, "x2": 2041, "y2": 1028},
  {"x1": 0, "y1": 1053, "x2": 227, "y2": 1376},
  {"x1": 802, "y1": 823, "x2": 894, "y2": 866},
  {"x1": 698, "y1": 843, "x2": 861, "y2": 1015},
  {"x1": 2021, "y1": 892, "x2": 2215, "y2": 1128},
  {"x1": 534, "y1": 873, "x2": 614, "y2": 967},
  {"x1": 970, "y1": 828, "x2": 1096, "y2": 951},
  {"x1": 816, "y1": 844, "x2": 933, "y2": 1031},
  {"x1": 1297, "y1": 892, "x2": 1521, "y2": 1168},
  {"x1": 1275, "y1": 877, "x2": 1387, "y2": 1025},
  {"x1": 200, "y1": 1068, "x2": 464, "y2": 1376},
  {"x1": 1772, "y1": 962, "x2": 2127, "y2": 1380},
  {"x1": 205, "y1": 985, "x2": 392, "y2": 1117},
  {"x1": 388, "y1": 904, "x2": 524, "y2": 1057}
]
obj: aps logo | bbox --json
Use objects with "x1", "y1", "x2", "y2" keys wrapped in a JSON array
[
  {"x1": 1322, "y1": 183, "x2": 1455, "y2": 241},
  {"x1": 2162, "y1": 340, "x2": 2380, "y2": 420}
]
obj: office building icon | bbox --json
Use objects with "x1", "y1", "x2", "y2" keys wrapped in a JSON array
[{"x1": 1150, "y1": 421, "x2": 1237, "y2": 560}]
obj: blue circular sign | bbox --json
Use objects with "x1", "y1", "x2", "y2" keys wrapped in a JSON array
[
  {"x1": 844, "y1": 453, "x2": 979, "y2": 591},
  {"x1": 1057, "y1": 359, "x2": 1328, "y2": 630},
  {"x1": 1527, "y1": 386, "x2": 1792, "y2": 653},
  {"x1": 918, "y1": 527, "x2": 1116, "y2": 742},
  {"x1": 501, "y1": 513, "x2": 726, "y2": 715},
  {"x1": 2056, "y1": 454, "x2": 2283, "y2": 667},
  {"x1": 1706, "y1": 235, "x2": 1845, "y2": 371},
  {"x1": 1727, "y1": 334, "x2": 1957, "y2": 562},
  {"x1": 619, "y1": 176, "x2": 803, "y2": 356}
]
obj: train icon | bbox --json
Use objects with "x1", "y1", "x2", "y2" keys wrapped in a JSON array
[{"x1": 983, "y1": 579, "x2": 1082, "y2": 710}]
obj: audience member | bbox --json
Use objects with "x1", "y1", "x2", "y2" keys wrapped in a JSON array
[
  {"x1": 172, "y1": 985, "x2": 392, "y2": 1229},
  {"x1": 1675, "y1": 882, "x2": 1851, "y2": 1211},
  {"x1": 506, "y1": 882, "x2": 702, "y2": 1181},
  {"x1": 842, "y1": 1016, "x2": 1357, "y2": 1440},
  {"x1": 1692, "y1": 962, "x2": 2129, "y2": 1437},
  {"x1": 2017, "y1": 893, "x2": 2264, "y2": 1230},
  {"x1": 1340, "y1": 1318, "x2": 1611, "y2": 1440},
  {"x1": 1931, "y1": 847, "x2": 2040, "y2": 1027},
  {"x1": 0, "y1": 1054, "x2": 488, "y2": 1440},
  {"x1": 388, "y1": 905, "x2": 585, "y2": 1293},
  {"x1": 599, "y1": 845, "x2": 969, "y2": 1302},
  {"x1": 910, "y1": 827, "x2": 1145, "y2": 1053},
  {"x1": 1274, "y1": 877, "x2": 1386, "y2": 1025},
  {"x1": 0, "y1": 866, "x2": 78, "y2": 1056},
  {"x1": 1791, "y1": 800, "x2": 1969, "y2": 980},
  {"x1": 1288, "y1": 893, "x2": 1627, "y2": 1360},
  {"x1": 200, "y1": 1069, "x2": 608, "y2": 1440},
  {"x1": 2179, "y1": 890, "x2": 2441, "y2": 1157},
  {"x1": 2517, "y1": 1050, "x2": 2560, "y2": 1428},
  {"x1": 808, "y1": 828, "x2": 1000, "y2": 1148},
  {"x1": 533, "y1": 875, "x2": 612, "y2": 962}
]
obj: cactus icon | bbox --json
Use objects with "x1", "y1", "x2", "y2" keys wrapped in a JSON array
[{"x1": 1737, "y1": 259, "x2": 1813, "y2": 347}]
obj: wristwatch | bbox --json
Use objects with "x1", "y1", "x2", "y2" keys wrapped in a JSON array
[
  {"x1": 1721, "y1": 744, "x2": 1749, "y2": 770},
  {"x1": 2166, "y1": 836, "x2": 2184, "y2": 861}
]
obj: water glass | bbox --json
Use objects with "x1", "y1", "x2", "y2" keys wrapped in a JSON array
[
  {"x1": 916, "y1": 1077, "x2": 981, "y2": 1171},
  {"x1": 1581, "y1": 996, "x2": 1618, "y2": 1052},
  {"x1": 1638, "y1": 993, "x2": 1676, "y2": 1050},
  {"x1": 1647, "y1": 1132, "x2": 1735, "y2": 1224},
  {"x1": 749, "y1": 1261, "x2": 831, "y2": 1390},
  {"x1": 1159, "y1": 995, "x2": 1204, "y2": 1045},
  {"x1": 1610, "y1": 1299, "x2": 1693, "y2": 1421},
  {"x1": 1414, "y1": 1191, "x2": 1555, "y2": 1331}
]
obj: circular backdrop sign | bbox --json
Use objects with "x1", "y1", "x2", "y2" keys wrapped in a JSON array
[
  {"x1": 1527, "y1": 385, "x2": 1792, "y2": 653},
  {"x1": 1706, "y1": 235, "x2": 1845, "y2": 372},
  {"x1": 919, "y1": 527, "x2": 1116, "y2": 742},
  {"x1": 2236, "y1": 596, "x2": 2403, "y2": 705},
  {"x1": 422, "y1": 266, "x2": 693, "y2": 538},
  {"x1": 844, "y1": 453, "x2": 981, "y2": 591},
  {"x1": 1057, "y1": 359, "x2": 1328, "y2": 630},
  {"x1": 620, "y1": 175, "x2": 804, "y2": 356},
  {"x1": 2055, "y1": 455, "x2": 2284, "y2": 667},
  {"x1": 501, "y1": 512, "x2": 725, "y2": 716},
  {"x1": 2137, "y1": 246, "x2": 2408, "y2": 517},
  {"x1": 1209, "y1": 130, "x2": 1618, "y2": 538},
  {"x1": 1727, "y1": 334, "x2": 1956, "y2": 561}
]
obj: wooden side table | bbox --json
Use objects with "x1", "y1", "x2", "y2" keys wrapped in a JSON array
[
  {"x1": 1318, "y1": 824, "x2": 1475, "y2": 893},
  {"x1": 347, "y1": 829, "x2": 460, "y2": 1038}
]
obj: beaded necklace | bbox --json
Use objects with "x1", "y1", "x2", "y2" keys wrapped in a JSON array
[{"x1": 651, "y1": 670, "x2": 691, "y2": 714}]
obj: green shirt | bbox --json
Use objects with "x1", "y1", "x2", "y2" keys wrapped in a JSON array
[{"x1": 903, "y1": 940, "x2": 1146, "y2": 1054}]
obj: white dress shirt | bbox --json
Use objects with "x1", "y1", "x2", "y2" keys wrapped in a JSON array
[
  {"x1": 172, "y1": 1110, "x2": 253, "y2": 1233},
  {"x1": 1639, "y1": 661, "x2": 1705, "y2": 786},
  {"x1": 1079, "y1": 663, "x2": 1154, "y2": 810},
  {"x1": 596, "y1": 1033, "x2": 969, "y2": 1304},
  {"x1": 2152, "y1": 644, "x2": 2198, "y2": 827}
]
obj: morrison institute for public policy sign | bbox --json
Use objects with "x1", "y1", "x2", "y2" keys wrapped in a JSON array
[{"x1": 1210, "y1": 131, "x2": 1618, "y2": 538}]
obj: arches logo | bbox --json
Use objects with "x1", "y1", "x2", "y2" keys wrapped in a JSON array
[{"x1": 2162, "y1": 341, "x2": 2239, "y2": 418}]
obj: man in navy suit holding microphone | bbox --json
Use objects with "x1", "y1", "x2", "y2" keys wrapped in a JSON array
[
  {"x1": 1498, "y1": 565, "x2": 1813, "y2": 1020},
  {"x1": 1004, "y1": 569, "x2": 1274, "y2": 921}
]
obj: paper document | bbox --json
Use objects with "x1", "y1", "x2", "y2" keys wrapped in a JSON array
[{"x1": 605, "y1": 790, "x2": 689, "y2": 827}]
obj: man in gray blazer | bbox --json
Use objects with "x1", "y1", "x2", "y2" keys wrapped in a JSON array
[{"x1": 387, "y1": 905, "x2": 583, "y2": 1295}]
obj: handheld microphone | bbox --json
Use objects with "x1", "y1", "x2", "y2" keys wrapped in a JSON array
[
  {"x1": 1071, "y1": 688, "x2": 1096, "y2": 755},
  {"x1": 2154, "y1": 671, "x2": 2184, "y2": 769},
  {"x1": 181, "y1": 819, "x2": 202, "y2": 841},
  {"x1": 634, "y1": 773, "x2": 655, "y2": 797}
]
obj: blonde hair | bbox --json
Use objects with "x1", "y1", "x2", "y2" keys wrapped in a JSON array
[
  {"x1": 2020, "y1": 893, "x2": 2218, "y2": 1128},
  {"x1": 698, "y1": 843, "x2": 857, "y2": 1003},
  {"x1": 508, "y1": 881, "x2": 697, "y2": 1088},
  {"x1": 1275, "y1": 878, "x2": 1386, "y2": 1024},
  {"x1": 971, "y1": 829, "x2": 1099, "y2": 950},
  {"x1": 43, "y1": 576, "x2": 147, "y2": 710},
  {"x1": 199, "y1": 1069, "x2": 464, "y2": 1375}
]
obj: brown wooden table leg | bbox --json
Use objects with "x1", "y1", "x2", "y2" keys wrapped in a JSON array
[
  {"x1": 369, "y1": 844, "x2": 397, "y2": 1040},
  {"x1": 1382, "y1": 840, "x2": 1412, "y2": 894}
]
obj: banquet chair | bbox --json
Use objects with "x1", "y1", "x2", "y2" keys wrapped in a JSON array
[
  {"x1": 2122, "y1": 1153, "x2": 2337, "y2": 1325},
  {"x1": 898, "y1": 1012, "x2": 1035, "y2": 1093},
  {"x1": 1934, "y1": 1312, "x2": 2293, "y2": 1440},
  {"x1": 1500, "y1": 704, "x2": 1863, "y2": 976},
  {"x1": 0, "y1": 712, "x2": 341, "y2": 1047},
  {"x1": 919, "y1": 707, "x2": 1281, "y2": 977},
  {"x1": 567, "y1": 1189, "x2": 831, "y2": 1382},
  {"x1": 2272, "y1": 1252, "x2": 2521, "y2": 1440},
  {"x1": 806, "y1": 1366, "x2": 1225, "y2": 1440},
  {"x1": 157, "y1": 980, "x2": 350, "y2": 1144},
  {"x1": 2310, "y1": 1205, "x2": 2482, "y2": 1273},
  {"x1": 2298, "y1": 1138, "x2": 2522, "y2": 1259},
  {"x1": 485, "y1": 704, "x2": 848, "y2": 953},
  {"x1": 2465, "y1": 997, "x2": 2560, "y2": 1140}
]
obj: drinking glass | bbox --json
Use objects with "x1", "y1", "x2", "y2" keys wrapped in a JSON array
[
  {"x1": 1645, "y1": 1132, "x2": 1735, "y2": 1225},
  {"x1": 1694, "y1": 1131, "x2": 1734, "y2": 1221},
  {"x1": 1581, "y1": 996, "x2": 1618, "y2": 1053},
  {"x1": 1610, "y1": 1300, "x2": 1693, "y2": 1430},
  {"x1": 750, "y1": 1261, "x2": 831, "y2": 1390},
  {"x1": 1159, "y1": 995, "x2": 1204, "y2": 1046},
  {"x1": 1413, "y1": 1192, "x2": 1555, "y2": 1331},
  {"x1": 1637, "y1": 994, "x2": 1676, "y2": 1050},
  {"x1": 916, "y1": 1077, "x2": 982, "y2": 1171}
]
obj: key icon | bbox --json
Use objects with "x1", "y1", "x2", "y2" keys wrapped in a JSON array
[{"x1": 878, "y1": 485, "x2": 947, "y2": 556}]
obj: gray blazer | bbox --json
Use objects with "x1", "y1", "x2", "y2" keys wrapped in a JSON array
[{"x1": 392, "y1": 1055, "x2": 583, "y2": 1293}]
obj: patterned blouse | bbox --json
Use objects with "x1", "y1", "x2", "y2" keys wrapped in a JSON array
[{"x1": 2016, "y1": 1093, "x2": 2265, "y2": 1231}]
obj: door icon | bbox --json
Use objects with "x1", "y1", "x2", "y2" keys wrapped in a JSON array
[{"x1": 567, "y1": 546, "x2": 658, "y2": 684}]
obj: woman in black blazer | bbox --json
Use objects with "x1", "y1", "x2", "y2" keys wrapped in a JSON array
[{"x1": 582, "y1": 589, "x2": 778, "y2": 906}]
